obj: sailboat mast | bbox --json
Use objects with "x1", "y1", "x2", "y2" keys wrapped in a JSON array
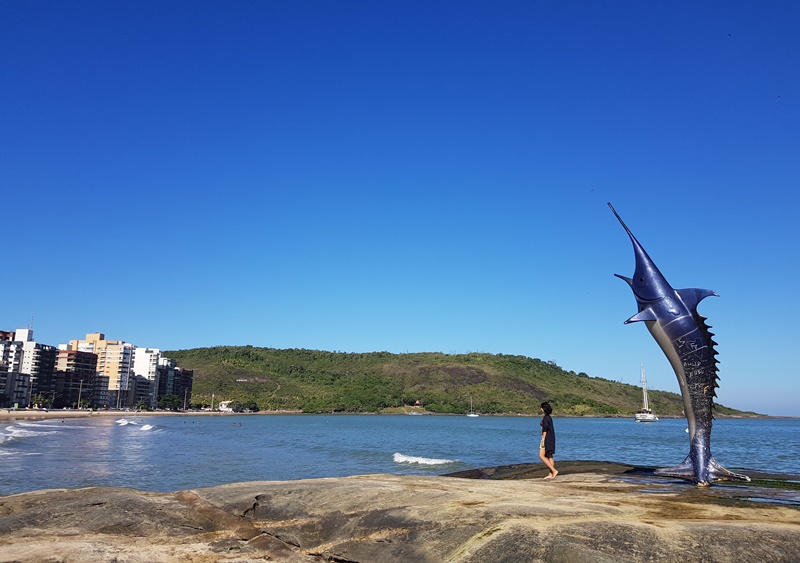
[{"x1": 640, "y1": 364, "x2": 649, "y2": 410}]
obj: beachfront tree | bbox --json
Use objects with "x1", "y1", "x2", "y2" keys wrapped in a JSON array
[
  {"x1": 34, "y1": 394, "x2": 54, "y2": 409},
  {"x1": 158, "y1": 394, "x2": 183, "y2": 410}
]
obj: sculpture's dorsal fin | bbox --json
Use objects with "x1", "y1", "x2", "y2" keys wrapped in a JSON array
[{"x1": 677, "y1": 288, "x2": 717, "y2": 313}]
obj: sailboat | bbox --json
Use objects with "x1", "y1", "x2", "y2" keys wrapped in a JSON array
[
  {"x1": 634, "y1": 364, "x2": 659, "y2": 422},
  {"x1": 466, "y1": 396, "x2": 479, "y2": 417}
]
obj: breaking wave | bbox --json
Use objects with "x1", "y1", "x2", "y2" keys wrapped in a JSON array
[
  {"x1": 393, "y1": 452, "x2": 456, "y2": 465},
  {"x1": 18, "y1": 421, "x2": 93, "y2": 429},
  {"x1": 2, "y1": 423, "x2": 59, "y2": 441},
  {"x1": 116, "y1": 418, "x2": 139, "y2": 425}
]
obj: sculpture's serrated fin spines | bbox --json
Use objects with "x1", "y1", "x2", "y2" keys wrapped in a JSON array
[
  {"x1": 695, "y1": 315, "x2": 720, "y2": 372},
  {"x1": 695, "y1": 318, "x2": 720, "y2": 412}
]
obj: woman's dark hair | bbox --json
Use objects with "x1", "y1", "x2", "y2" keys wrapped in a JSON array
[{"x1": 540, "y1": 401, "x2": 552, "y2": 415}]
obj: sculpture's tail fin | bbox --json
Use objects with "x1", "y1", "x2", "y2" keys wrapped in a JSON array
[
  {"x1": 654, "y1": 456, "x2": 696, "y2": 481},
  {"x1": 655, "y1": 456, "x2": 751, "y2": 486},
  {"x1": 706, "y1": 458, "x2": 751, "y2": 484}
]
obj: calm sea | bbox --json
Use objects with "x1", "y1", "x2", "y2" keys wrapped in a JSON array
[{"x1": 1, "y1": 414, "x2": 798, "y2": 496}]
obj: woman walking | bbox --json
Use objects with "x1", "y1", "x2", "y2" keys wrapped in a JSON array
[{"x1": 538, "y1": 401, "x2": 558, "y2": 479}]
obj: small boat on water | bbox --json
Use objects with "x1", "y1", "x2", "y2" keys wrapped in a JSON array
[
  {"x1": 466, "y1": 397, "x2": 479, "y2": 417},
  {"x1": 634, "y1": 364, "x2": 659, "y2": 422}
]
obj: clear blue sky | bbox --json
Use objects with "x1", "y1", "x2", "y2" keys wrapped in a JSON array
[{"x1": 3, "y1": 2, "x2": 798, "y2": 416}]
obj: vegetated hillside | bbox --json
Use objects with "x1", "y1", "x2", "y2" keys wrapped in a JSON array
[{"x1": 164, "y1": 346, "x2": 760, "y2": 417}]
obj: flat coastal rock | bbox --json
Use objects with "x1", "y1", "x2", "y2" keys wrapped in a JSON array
[{"x1": 1, "y1": 462, "x2": 798, "y2": 562}]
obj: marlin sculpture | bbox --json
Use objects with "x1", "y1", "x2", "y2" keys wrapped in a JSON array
[{"x1": 608, "y1": 203, "x2": 750, "y2": 486}]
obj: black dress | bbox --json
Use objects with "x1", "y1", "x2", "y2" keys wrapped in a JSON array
[{"x1": 540, "y1": 414, "x2": 555, "y2": 456}]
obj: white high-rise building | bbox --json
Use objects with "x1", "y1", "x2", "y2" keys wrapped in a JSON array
[
  {"x1": 0, "y1": 329, "x2": 57, "y2": 408},
  {"x1": 133, "y1": 347, "x2": 161, "y2": 408},
  {"x1": 0, "y1": 340, "x2": 26, "y2": 407},
  {"x1": 17, "y1": 329, "x2": 57, "y2": 406}
]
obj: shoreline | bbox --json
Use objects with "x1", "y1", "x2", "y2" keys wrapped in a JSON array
[
  {"x1": 2, "y1": 408, "x2": 788, "y2": 422},
  {"x1": 1, "y1": 408, "x2": 790, "y2": 422},
  {"x1": 0, "y1": 409, "x2": 304, "y2": 421}
]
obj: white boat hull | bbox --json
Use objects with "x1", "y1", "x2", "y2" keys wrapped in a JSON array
[{"x1": 635, "y1": 365, "x2": 658, "y2": 422}]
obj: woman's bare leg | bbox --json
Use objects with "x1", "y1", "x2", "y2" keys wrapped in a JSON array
[{"x1": 538, "y1": 449, "x2": 557, "y2": 478}]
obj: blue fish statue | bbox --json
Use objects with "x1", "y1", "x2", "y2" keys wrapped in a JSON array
[{"x1": 609, "y1": 203, "x2": 750, "y2": 486}]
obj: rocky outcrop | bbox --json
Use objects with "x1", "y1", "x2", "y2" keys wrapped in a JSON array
[{"x1": 1, "y1": 462, "x2": 798, "y2": 562}]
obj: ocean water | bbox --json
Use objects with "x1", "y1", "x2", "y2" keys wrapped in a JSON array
[{"x1": 1, "y1": 414, "x2": 798, "y2": 496}]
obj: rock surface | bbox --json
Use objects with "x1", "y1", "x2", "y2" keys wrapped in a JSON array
[{"x1": 1, "y1": 462, "x2": 798, "y2": 562}]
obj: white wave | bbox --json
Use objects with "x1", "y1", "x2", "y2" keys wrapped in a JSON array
[
  {"x1": 1, "y1": 423, "x2": 61, "y2": 449},
  {"x1": 3, "y1": 424, "x2": 59, "y2": 439},
  {"x1": 393, "y1": 452, "x2": 456, "y2": 465},
  {"x1": 18, "y1": 421, "x2": 64, "y2": 428},
  {"x1": 18, "y1": 421, "x2": 91, "y2": 429},
  {"x1": 116, "y1": 419, "x2": 139, "y2": 426},
  {"x1": 140, "y1": 424, "x2": 154, "y2": 431}
]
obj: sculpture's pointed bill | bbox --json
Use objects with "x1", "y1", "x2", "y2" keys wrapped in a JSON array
[{"x1": 608, "y1": 202, "x2": 749, "y2": 486}]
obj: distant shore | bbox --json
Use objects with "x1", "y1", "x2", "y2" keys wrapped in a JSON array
[{"x1": 2, "y1": 408, "x2": 785, "y2": 422}]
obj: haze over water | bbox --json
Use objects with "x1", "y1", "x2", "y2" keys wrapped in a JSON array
[{"x1": 2, "y1": 414, "x2": 797, "y2": 496}]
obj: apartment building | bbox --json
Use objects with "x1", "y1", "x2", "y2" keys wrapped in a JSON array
[
  {"x1": 69, "y1": 333, "x2": 134, "y2": 408},
  {"x1": 0, "y1": 340, "x2": 27, "y2": 407},
  {"x1": 0, "y1": 329, "x2": 58, "y2": 407},
  {"x1": 132, "y1": 347, "x2": 161, "y2": 408},
  {"x1": 16, "y1": 329, "x2": 58, "y2": 404},
  {"x1": 157, "y1": 357, "x2": 193, "y2": 408},
  {"x1": 55, "y1": 349, "x2": 100, "y2": 408},
  {"x1": 2, "y1": 327, "x2": 192, "y2": 410}
]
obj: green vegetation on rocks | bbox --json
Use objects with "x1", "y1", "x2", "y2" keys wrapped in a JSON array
[{"x1": 165, "y1": 346, "x2": 761, "y2": 417}]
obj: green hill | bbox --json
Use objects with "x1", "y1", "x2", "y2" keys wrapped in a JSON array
[{"x1": 164, "y1": 346, "x2": 761, "y2": 417}]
